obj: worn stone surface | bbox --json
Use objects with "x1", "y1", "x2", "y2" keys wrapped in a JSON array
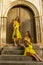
[{"x1": 0, "y1": 61, "x2": 43, "y2": 65}]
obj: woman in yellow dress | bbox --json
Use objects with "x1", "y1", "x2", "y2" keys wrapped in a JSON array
[
  {"x1": 12, "y1": 16, "x2": 22, "y2": 47},
  {"x1": 24, "y1": 31, "x2": 43, "y2": 61}
]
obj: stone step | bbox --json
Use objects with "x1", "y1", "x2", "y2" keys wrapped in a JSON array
[
  {"x1": 1, "y1": 45, "x2": 43, "y2": 58},
  {"x1": 2, "y1": 50, "x2": 24, "y2": 55},
  {"x1": 1, "y1": 44, "x2": 43, "y2": 61},
  {"x1": 1, "y1": 46, "x2": 24, "y2": 55},
  {"x1": 0, "y1": 61, "x2": 43, "y2": 65},
  {"x1": 0, "y1": 55, "x2": 35, "y2": 61}
]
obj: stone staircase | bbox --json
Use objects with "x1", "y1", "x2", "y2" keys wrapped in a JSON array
[
  {"x1": 0, "y1": 60, "x2": 43, "y2": 65},
  {"x1": 0, "y1": 55, "x2": 43, "y2": 65},
  {"x1": 0, "y1": 44, "x2": 43, "y2": 65},
  {"x1": 0, "y1": 55, "x2": 34, "y2": 61}
]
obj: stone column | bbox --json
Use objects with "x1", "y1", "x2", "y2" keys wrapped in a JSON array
[
  {"x1": 35, "y1": 16, "x2": 41, "y2": 43},
  {"x1": 0, "y1": 17, "x2": 2, "y2": 43},
  {"x1": 0, "y1": 17, "x2": 7, "y2": 43},
  {"x1": 40, "y1": 16, "x2": 43, "y2": 43}
]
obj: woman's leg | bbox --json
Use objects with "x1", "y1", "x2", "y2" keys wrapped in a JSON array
[
  {"x1": 32, "y1": 54, "x2": 39, "y2": 61},
  {"x1": 26, "y1": 52, "x2": 39, "y2": 61},
  {"x1": 14, "y1": 38, "x2": 17, "y2": 47},
  {"x1": 34, "y1": 54, "x2": 43, "y2": 61}
]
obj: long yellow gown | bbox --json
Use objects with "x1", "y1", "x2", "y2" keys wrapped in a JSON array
[
  {"x1": 24, "y1": 37, "x2": 36, "y2": 56},
  {"x1": 12, "y1": 20, "x2": 22, "y2": 39}
]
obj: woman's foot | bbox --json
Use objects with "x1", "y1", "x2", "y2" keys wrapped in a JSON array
[{"x1": 39, "y1": 59, "x2": 43, "y2": 62}]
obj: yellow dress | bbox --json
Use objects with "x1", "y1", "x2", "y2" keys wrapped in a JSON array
[
  {"x1": 24, "y1": 37, "x2": 36, "y2": 56},
  {"x1": 12, "y1": 20, "x2": 22, "y2": 39}
]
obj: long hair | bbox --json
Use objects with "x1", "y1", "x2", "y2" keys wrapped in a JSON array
[
  {"x1": 27, "y1": 31, "x2": 32, "y2": 42},
  {"x1": 15, "y1": 16, "x2": 20, "y2": 23}
]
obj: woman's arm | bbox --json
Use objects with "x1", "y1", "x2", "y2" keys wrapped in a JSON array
[{"x1": 24, "y1": 37, "x2": 32, "y2": 45}]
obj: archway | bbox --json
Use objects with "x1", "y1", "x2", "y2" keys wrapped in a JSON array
[
  {"x1": 7, "y1": 5, "x2": 36, "y2": 43},
  {"x1": 2, "y1": 0, "x2": 41, "y2": 43}
]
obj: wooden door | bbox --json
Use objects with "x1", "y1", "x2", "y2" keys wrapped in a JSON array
[{"x1": 7, "y1": 6, "x2": 36, "y2": 43}]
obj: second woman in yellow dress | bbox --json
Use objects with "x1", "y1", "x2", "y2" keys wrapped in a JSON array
[{"x1": 23, "y1": 31, "x2": 43, "y2": 61}]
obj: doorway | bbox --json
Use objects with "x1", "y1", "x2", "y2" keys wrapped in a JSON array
[{"x1": 7, "y1": 5, "x2": 36, "y2": 43}]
